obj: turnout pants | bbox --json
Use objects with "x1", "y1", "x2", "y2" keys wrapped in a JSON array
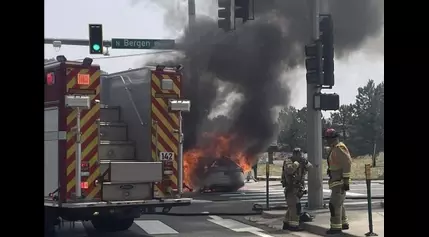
[
  {"x1": 284, "y1": 189, "x2": 300, "y2": 227},
  {"x1": 329, "y1": 186, "x2": 348, "y2": 230}
]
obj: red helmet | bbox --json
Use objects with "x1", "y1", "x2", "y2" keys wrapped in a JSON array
[{"x1": 323, "y1": 128, "x2": 339, "y2": 139}]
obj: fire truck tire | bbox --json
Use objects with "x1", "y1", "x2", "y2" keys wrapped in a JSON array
[
  {"x1": 91, "y1": 217, "x2": 135, "y2": 232},
  {"x1": 44, "y1": 220, "x2": 55, "y2": 236},
  {"x1": 44, "y1": 208, "x2": 57, "y2": 236}
]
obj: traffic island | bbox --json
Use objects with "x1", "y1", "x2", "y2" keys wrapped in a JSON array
[{"x1": 246, "y1": 208, "x2": 384, "y2": 237}]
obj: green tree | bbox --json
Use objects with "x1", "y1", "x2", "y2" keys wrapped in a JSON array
[
  {"x1": 276, "y1": 79, "x2": 384, "y2": 158},
  {"x1": 277, "y1": 106, "x2": 307, "y2": 151},
  {"x1": 330, "y1": 104, "x2": 355, "y2": 141},
  {"x1": 351, "y1": 79, "x2": 384, "y2": 156}
]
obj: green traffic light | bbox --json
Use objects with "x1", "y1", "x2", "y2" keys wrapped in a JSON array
[{"x1": 92, "y1": 44, "x2": 101, "y2": 51}]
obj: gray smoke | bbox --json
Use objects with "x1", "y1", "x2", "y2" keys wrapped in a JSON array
[{"x1": 138, "y1": 0, "x2": 384, "y2": 159}]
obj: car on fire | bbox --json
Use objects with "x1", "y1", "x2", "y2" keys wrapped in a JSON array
[{"x1": 200, "y1": 156, "x2": 245, "y2": 192}]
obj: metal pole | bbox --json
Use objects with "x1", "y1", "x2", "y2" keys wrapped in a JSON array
[
  {"x1": 188, "y1": 0, "x2": 196, "y2": 27},
  {"x1": 365, "y1": 164, "x2": 378, "y2": 236},
  {"x1": 178, "y1": 112, "x2": 184, "y2": 195},
  {"x1": 371, "y1": 142, "x2": 377, "y2": 167},
  {"x1": 266, "y1": 152, "x2": 273, "y2": 209},
  {"x1": 75, "y1": 108, "x2": 82, "y2": 198},
  {"x1": 44, "y1": 38, "x2": 112, "y2": 47},
  {"x1": 154, "y1": 121, "x2": 159, "y2": 161},
  {"x1": 307, "y1": 0, "x2": 324, "y2": 209}
]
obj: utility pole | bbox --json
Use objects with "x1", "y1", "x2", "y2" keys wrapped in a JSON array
[{"x1": 306, "y1": 0, "x2": 324, "y2": 210}]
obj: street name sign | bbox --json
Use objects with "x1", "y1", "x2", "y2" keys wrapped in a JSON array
[{"x1": 111, "y1": 38, "x2": 175, "y2": 50}]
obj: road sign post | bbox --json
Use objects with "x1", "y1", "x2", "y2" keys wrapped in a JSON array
[
  {"x1": 365, "y1": 164, "x2": 378, "y2": 236},
  {"x1": 111, "y1": 38, "x2": 175, "y2": 50}
]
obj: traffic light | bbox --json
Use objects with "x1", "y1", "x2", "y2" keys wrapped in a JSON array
[
  {"x1": 305, "y1": 40, "x2": 323, "y2": 85},
  {"x1": 313, "y1": 93, "x2": 340, "y2": 111},
  {"x1": 235, "y1": 0, "x2": 250, "y2": 23},
  {"x1": 218, "y1": 0, "x2": 234, "y2": 31},
  {"x1": 320, "y1": 15, "x2": 334, "y2": 86},
  {"x1": 89, "y1": 24, "x2": 103, "y2": 54}
]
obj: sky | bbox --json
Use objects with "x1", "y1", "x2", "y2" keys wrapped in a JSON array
[{"x1": 44, "y1": 0, "x2": 384, "y2": 112}]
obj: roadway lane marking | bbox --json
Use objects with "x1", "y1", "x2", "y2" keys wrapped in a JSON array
[
  {"x1": 250, "y1": 231, "x2": 276, "y2": 237},
  {"x1": 208, "y1": 215, "x2": 274, "y2": 237},
  {"x1": 192, "y1": 199, "x2": 214, "y2": 203},
  {"x1": 134, "y1": 220, "x2": 178, "y2": 235},
  {"x1": 225, "y1": 189, "x2": 365, "y2": 199}
]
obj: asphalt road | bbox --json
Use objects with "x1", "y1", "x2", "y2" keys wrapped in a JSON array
[
  {"x1": 54, "y1": 181, "x2": 383, "y2": 236},
  {"x1": 55, "y1": 207, "x2": 297, "y2": 237}
]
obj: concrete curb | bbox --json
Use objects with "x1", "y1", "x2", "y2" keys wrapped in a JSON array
[{"x1": 301, "y1": 222, "x2": 361, "y2": 237}]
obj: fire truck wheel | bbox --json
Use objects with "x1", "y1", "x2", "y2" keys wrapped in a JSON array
[
  {"x1": 91, "y1": 217, "x2": 135, "y2": 232},
  {"x1": 44, "y1": 220, "x2": 55, "y2": 236},
  {"x1": 44, "y1": 208, "x2": 57, "y2": 236}
]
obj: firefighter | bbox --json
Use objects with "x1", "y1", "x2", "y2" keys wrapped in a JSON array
[
  {"x1": 323, "y1": 128, "x2": 352, "y2": 235},
  {"x1": 281, "y1": 147, "x2": 312, "y2": 231}
]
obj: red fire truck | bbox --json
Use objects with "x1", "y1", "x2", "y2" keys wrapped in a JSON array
[{"x1": 44, "y1": 57, "x2": 191, "y2": 234}]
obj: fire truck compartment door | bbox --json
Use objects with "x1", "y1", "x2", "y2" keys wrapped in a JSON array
[
  {"x1": 102, "y1": 182, "x2": 152, "y2": 201},
  {"x1": 101, "y1": 161, "x2": 163, "y2": 183}
]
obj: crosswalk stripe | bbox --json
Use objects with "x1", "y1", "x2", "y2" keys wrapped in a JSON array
[
  {"x1": 225, "y1": 189, "x2": 365, "y2": 199},
  {"x1": 134, "y1": 220, "x2": 179, "y2": 235},
  {"x1": 221, "y1": 191, "x2": 284, "y2": 197},
  {"x1": 252, "y1": 200, "x2": 380, "y2": 206}
]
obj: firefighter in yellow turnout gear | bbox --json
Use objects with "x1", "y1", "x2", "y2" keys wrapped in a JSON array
[
  {"x1": 324, "y1": 128, "x2": 352, "y2": 235},
  {"x1": 281, "y1": 148, "x2": 312, "y2": 231}
]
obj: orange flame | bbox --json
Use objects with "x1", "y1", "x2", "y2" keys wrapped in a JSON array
[{"x1": 183, "y1": 133, "x2": 254, "y2": 189}]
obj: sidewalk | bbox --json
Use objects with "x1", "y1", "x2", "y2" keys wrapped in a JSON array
[{"x1": 246, "y1": 208, "x2": 384, "y2": 237}]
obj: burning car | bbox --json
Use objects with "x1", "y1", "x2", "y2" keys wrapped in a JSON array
[
  {"x1": 199, "y1": 156, "x2": 245, "y2": 192},
  {"x1": 183, "y1": 133, "x2": 253, "y2": 192}
]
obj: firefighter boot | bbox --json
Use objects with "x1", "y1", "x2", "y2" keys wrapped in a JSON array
[
  {"x1": 288, "y1": 225, "x2": 304, "y2": 232},
  {"x1": 282, "y1": 222, "x2": 289, "y2": 230},
  {"x1": 326, "y1": 229, "x2": 343, "y2": 235},
  {"x1": 342, "y1": 223, "x2": 349, "y2": 230}
]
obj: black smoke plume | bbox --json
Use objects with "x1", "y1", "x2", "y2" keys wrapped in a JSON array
[{"x1": 142, "y1": 0, "x2": 384, "y2": 165}]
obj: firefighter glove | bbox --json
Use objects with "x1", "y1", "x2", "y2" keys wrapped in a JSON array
[
  {"x1": 343, "y1": 184, "x2": 350, "y2": 191},
  {"x1": 343, "y1": 178, "x2": 350, "y2": 191}
]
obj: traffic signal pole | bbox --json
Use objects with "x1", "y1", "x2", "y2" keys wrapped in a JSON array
[{"x1": 306, "y1": 0, "x2": 324, "y2": 210}]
